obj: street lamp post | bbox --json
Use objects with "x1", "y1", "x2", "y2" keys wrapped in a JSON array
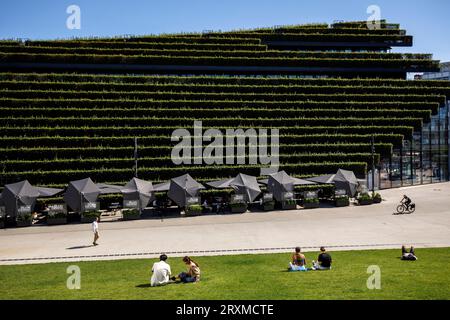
[
  {"x1": 134, "y1": 137, "x2": 138, "y2": 178},
  {"x1": 371, "y1": 135, "x2": 376, "y2": 193}
]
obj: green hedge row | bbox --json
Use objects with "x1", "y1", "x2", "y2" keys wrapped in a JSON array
[
  {"x1": 1, "y1": 72, "x2": 448, "y2": 87},
  {"x1": 0, "y1": 143, "x2": 393, "y2": 160},
  {"x1": 0, "y1": 134, "x2": 402, "y2": 149},
  {"x1": 1, "y1": 81, "x2": 449, "y2": 99},
  {"x1": 26, "y1": 42, "x2": 267, "y2": 51},
  {"x1": 0, "y1": 53, "x2": 438, "y2": 69},
  {"x1": 0, "y1": 45, "x2": 432, "y2": 60},
  {"x1": 209, "y1": 32, "x2": 413, "y2": 43},
  {"x1": 1, "y1": 73, "x2": 449, "y2": 89},
  {"x1": 0, "y1": 126, "x2": 414, "y2": 139},
  {"x1": 26, "y1": 36, "x2": 262, "y2": 46},
  {"x1": 0, "y1": 116, "x2": 424, "y2": 130},
  {"x1": 331, "y1": 21, "x2": 399, "y2": 29},
  {"x1": 0, "y1": 107, "x2": 432, "y2": 122},
  {"x1": 225, "y1": 26, "x2": 405, "y2": 35},
  {"x1": 1, "y1": 161, "x2": 368, "y2": 185},
  {"x1": 0, "y1": 153, "x2": 380, "y2": 172},
  {"x1": 0, "y1": 90, "x2": 444, "y2": 106},
  {"x1": 0, "y1": 98, "x2": 439, "y2": 113}
]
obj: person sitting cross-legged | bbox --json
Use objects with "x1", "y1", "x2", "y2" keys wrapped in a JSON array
[
  {"x1": 288, "y1": 247, "x2": 307, "y2": 271},
  {"x1": 311, "y1": 247, "x2": 332, "y2": 270},
  {"x1": 150, "y1": 254, "x2": 172, "y2": 287},
  {"x1": 171, "y1": 256, "x2": 201, "y2": 283}
]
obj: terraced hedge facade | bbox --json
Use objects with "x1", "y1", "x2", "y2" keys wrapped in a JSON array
[{"x1": 0, "y1": 20, "x2": 449, "y2": 188}]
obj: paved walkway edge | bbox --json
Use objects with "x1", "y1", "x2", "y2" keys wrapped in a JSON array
[{"x1": 1, "y1": 242, "x2": 448, "y2": 265}]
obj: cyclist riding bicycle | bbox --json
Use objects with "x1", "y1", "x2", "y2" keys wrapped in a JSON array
[{"x1": 401, "y1": 195, "x2": 412, "y2": 208}]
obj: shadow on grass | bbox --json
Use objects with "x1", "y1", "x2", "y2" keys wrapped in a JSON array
[
  {"x1": 135, "y1": 282, "x2": 182, "y2": 288},
  {"x1": 136, "y1": 283, "x2": 152, "y2": 288}
]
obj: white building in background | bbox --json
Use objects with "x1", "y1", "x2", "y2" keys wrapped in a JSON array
[{"x1": 423, "y1": 62, "x2": 450, "y2": 80}]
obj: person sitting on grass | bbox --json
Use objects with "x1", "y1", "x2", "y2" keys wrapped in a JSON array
[
  {"x1": 151, "y1": 254, "x2": 172, "y2": 287},
  {"x1": 311, "y1": 246, "x2": 332, "y2": 270},
  {"x1": 401, "y1": 245, "x2": 418, "y2": 261},
  {"x1": 288, "y1": 247, "x2": 307, "y2": 271},
  {"x1": 171, "y1": 256, "x2": 201, "y2": 283}
]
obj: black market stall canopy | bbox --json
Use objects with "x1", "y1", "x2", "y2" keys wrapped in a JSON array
[
  {"x1": 96, "y1": 183, "x2": 123, "y2": 194},
  {"x1": 306, "y1": 169, "x2": 359, "y2": 197},
  {"x1": 120, "y1": 177, "x2": 154, "y2": 209},
  {"x1": 166, "y1": 174, "x2": 205, "y2": 208},
  {"x1": 207, "y1": 173, "x2": 262, "y2": 202},
  {"x1": 259, "y1": 171, "x2": 317, "y2": 202},
  {"x1": 153, "y1": 181, "x2": 170, "y2": 192},
  {"x1": 0, "y1": 180, "x2": 63, "y2": 216},
  {"x1": 63, "y1": 178, "x2": 101, "y2": 212}
]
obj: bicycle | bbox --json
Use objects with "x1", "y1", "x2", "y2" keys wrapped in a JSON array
[{"x1": 396, "y1": 202, "x2": 416, "y2": 214}]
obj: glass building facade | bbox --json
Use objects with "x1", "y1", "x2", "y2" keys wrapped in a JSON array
[{"x1": 379, "y1": 100, "x2": 450, "y2": 189}]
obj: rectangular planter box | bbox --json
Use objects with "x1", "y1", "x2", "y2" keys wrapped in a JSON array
[
  {"x1": 122, "y1": 214, "x2": 141, "y2": 220},
  {"x1": 263, "y1": 203, "x2": 275, "y2": 211},
  {"x1": 373, "y1": 198, "x2": 382, "y2": 204},
  {"x1": 47, "y1": 217, "x2": 68, "y2": 225},
  {"x1": 16, "y1": 220, "x2": 32, "y2": 227},
  {"x1": 335, "y1": 199, "x2": 350, "y2": 207},
  {"x1": 230, "y1": 204, "x2": 247, "y2": 213},
  {"x1": 0, "y1": 221, "x2": 4, "y2": 229},
  {"x1": 185, "y1": 210, "x2": 202, "y2": 217},
  {"x1": 358, "y1": 199, "x2": 373, "y2": 206},
  {"x1": 303, "y1": 202, "x2": 320, "y2": 209},
  {"x1": 281, "y1": 202, "x2": 297, "y2": 210}
]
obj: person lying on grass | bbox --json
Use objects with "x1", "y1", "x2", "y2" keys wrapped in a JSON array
[
  {"x1": 311, "y1": 246, "x2": 332, "y2": 270},
  {"x1": 288, "y1": 247, "x2": 307, "y2": 271},
  {"x1": 151, "y1": 254, "x2": 172, "y2": 287},
  {"x1": 401, "y1": 245, "x2": 418, "y2": 261},
  {"x1": 171, "y1": 256, "x2": 201, "y2": 283}
]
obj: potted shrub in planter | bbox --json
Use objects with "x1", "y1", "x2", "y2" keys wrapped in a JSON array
[
  {"x1": 335, "y1": 195, "x2": 350, "y2": 207},
  {"x1": 372, "y1": 192, "x2": 382, "y2": 204},
  {"x1": 81, "y1": 210, "x2": 101, "y2": 223},
  {"x1": 282, "y1": 199, "x2": 297, "y2": 210},
  {"x1": 16, "y1": 213, "x2": 32, "y2": 227},
  {"x1": 47, "y1": 211, "x2": 68, "y2": 225},
  {"x1": 185, "y1": 204, "x2": 203, "y2": 216},
  {"x1": 46, "y1": 204, "x2": 67, "y2": 225},
  {"x1": 263, "y1": 200, "x2": 275, "y2": 211},
  {"x1": 357, "y1": 193, "x2": 373, "y2": 206},
  {"x1": 230, "y1": 202, "x2": 247, "y2": 213},
  {"x1": 303, "y1": 197, "x2": 320, "y2": 209},
  {"x1": 122, "y1": 208, "x2": 141, "y2": 220}
]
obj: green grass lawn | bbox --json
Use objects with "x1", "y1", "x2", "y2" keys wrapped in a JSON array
[{"x1": 0, "y1": 247, "x2": 449, "y2": 300}]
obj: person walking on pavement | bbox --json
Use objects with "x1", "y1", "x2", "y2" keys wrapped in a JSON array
[{"x1": 92, "y1": 216, "x2": 100, "y2": 246}]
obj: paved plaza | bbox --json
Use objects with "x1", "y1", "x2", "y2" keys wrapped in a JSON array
[{"x1": 1, "y1": 182, "x2": 449, "y2": 265}]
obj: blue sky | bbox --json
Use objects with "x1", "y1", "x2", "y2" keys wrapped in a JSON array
[{"x1": 1, "y1": 0, "x2": 449, "y2": 62}]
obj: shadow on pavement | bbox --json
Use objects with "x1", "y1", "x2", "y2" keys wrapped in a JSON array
[{"x1": 66, "y1": 245, "x2": 95, "y2": 250}]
